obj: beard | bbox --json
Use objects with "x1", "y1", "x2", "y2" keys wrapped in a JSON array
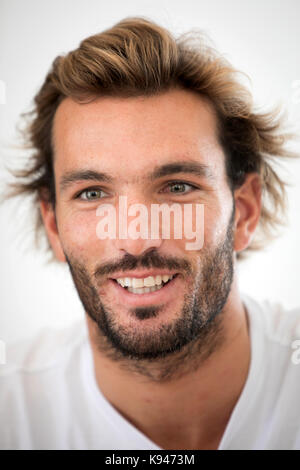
[{"x1": 65, "y1": 206, "x2": 235, "y2": 381}]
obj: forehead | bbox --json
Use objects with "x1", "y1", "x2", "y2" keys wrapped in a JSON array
[{"x1": 52, "y1": 88, "x2": 225, "y2": 180}]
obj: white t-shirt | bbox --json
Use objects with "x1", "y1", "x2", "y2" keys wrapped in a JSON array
[{"x1": 1, "y1": 294, "x2": 300, "y2": 450}]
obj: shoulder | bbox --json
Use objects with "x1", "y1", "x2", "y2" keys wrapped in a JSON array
[
  {"x1": 0, "y1": 317, "x2": 88, "y2": 378},
  {"x1": 0, "y1": 318, "x2": 92, "y2": 449},
  {"x1": 242, "y1": 293, "x2": 300, "y2": 385},
  {"x1": 242, "y1": 293, "x2": 300, "y2": 347}
]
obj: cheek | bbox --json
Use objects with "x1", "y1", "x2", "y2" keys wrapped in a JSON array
[
  {"x1": 162, "y1": 203, "x2": 225, "y2": 254},
  {"x1": 203, "y1": 203, "x2": 232, "y2": 248},
  {"x1": 58, "y1": 211, "x2": 103, "y2": 256}
]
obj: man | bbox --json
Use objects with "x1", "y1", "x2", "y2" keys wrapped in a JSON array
[{"x1": 1, "y1": 17, "x2": 300, "y2": 450}]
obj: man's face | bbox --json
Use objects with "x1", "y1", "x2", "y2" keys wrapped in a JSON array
[{"x1": 50, "y1": 89, "x2": 236, "y2": 366}]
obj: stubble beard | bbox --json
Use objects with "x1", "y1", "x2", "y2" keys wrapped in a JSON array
[{"x1": 65, "y1": 209, "x2": 235, "y2": 382}]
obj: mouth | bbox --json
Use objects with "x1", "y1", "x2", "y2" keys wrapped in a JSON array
[
  {"x1": 112, "y1": 273, "x2": 178, "y2": 294},
  {"x1": 107, "y1": 272, "x2": 180, "y2": 307}
]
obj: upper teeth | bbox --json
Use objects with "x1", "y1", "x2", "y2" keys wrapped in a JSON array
[{"x1": 116, "y1": 274, "x2": 174, "y2": 288}]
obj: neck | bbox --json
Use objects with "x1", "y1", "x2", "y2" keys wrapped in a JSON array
[{"x1": 85, "y1": 281, "x2": 250, "y2": 450}]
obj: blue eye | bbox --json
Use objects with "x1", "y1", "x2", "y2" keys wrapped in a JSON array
[
  {"x1": 165, "y1": 182, "x2": 197, "y2": 194},
  {"x1": 78, "y1": 188, "x2": 108, "y2": 200}
]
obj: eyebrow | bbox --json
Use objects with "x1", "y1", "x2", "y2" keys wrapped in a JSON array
[
  {"x1": 59, "y1": 160, "x2": 215, "y2": 193},
  {"x1": 59, "y1": 170, "x2": 114, "y2": 193},
  {"x1": 149, "y1": 161, "x2": 215, "y2": 181}
]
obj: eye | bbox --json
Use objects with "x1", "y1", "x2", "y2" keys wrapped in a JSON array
[
  {"x1": 162, "y1": 181, "x2": 198, "y2": 194},
  {"x1": 76, "y1": 187, "x2": 108, "y2": 201}
]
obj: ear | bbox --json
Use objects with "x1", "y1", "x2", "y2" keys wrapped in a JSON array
[
  {"x1": 39, "y1": 199, "x2": 66, "y2": 262},
  {"x1": 233, "y1": 173, "x2": 262, "y2": 253}
]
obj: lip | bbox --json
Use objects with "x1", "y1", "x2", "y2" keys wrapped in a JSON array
[
  {"x1": 107, "y1": 274, "x2": 180, "y2": 307},
  {"x1": 109, "y1": 270, "x2": 179, "y2": 280}
]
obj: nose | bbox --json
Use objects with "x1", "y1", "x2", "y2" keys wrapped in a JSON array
[
  {"x1": 113, "y1": 195, "x2": 164, "y2": 257},
  {"x1": 115, "y1": 237, "x2": 163, "y2": 257}
]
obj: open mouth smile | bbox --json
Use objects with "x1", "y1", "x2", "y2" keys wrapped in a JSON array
[
  {"x1": 107, "y1": 272, "x2": 180, "y2": 307},
  {"x1": 113, "y1": 273, "x2": 177, "y2": 294}
]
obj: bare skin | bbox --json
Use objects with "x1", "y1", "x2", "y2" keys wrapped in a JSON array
[{"x1": 40, "y1": 88, "x2": 261, "y2": 449}]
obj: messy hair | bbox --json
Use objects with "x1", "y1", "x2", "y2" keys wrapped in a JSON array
[{"x1": 9, "y1": 16, "x2": 298, "y2": 259}]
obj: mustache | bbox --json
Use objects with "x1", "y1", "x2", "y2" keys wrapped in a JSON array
[{"x1": 93, "y1": 250, "x2": 193, "y2": 279}]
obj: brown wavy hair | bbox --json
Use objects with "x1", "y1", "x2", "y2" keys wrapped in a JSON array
[{"x1": 9, "y1": 16, "x2": 298, "y2": 259}]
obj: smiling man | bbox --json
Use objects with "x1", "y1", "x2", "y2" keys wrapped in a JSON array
[{"x1": 1, "y1": 17, "x2": 300, "y2": 450}]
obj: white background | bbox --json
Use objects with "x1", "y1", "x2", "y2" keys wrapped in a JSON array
[{"x1": 0, "y1": 0, "x2": 300, "y2": 344}]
